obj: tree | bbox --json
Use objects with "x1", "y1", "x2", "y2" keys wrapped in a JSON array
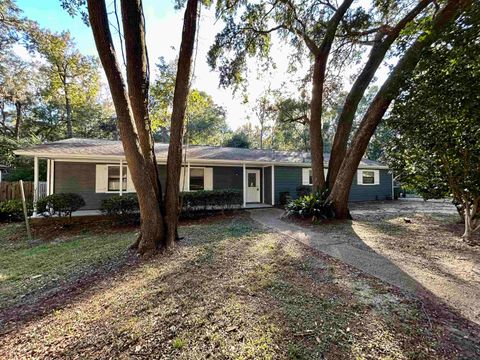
[
  {"x1": 384, "y1": 3, "x2": 480, "y2": 243},
  {"x1": 224, "y1": 133, "x2": 250, "y2": 149},
  {"x1": 28, "y1": 29, "x2": 100, "y2": 138},
  {"x1": 82, "y1": 0, "x2": 199, "y2": 254},
  {"x1": 254, "y1": 91, "x2": 276, "y2": 149},
  {"x1": 210, "y1": 0, "x2": 473, "y2": 218}
]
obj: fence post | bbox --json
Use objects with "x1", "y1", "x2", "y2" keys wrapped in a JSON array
[{"x1": 20, "y1": 180, "x2": 33, "y2": 241}]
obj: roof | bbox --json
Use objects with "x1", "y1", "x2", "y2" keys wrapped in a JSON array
[{"x1": 14, "y1": 138, "x2": 387, "y2": 168}]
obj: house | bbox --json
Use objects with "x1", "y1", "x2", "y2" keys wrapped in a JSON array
[{"x1": 14, "y1": 138, "x2": 393, "y2": 210}]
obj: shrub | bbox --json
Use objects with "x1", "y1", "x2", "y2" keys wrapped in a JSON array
[
  {"x1": 279, "y1": 191, "x2": 291, "y2": 206},
  {"x1": 285, "y1": 190, "x2": 334, "y2": 220},
  {"x1": 296, "y1": 185, "x2": 312, "y2": 198},
  {"x1": 37, "y1": 193, "x2": 86, "y2": 218},
  {"x1": 100, "y1": 194, "x2": 139, "y2": 224},
  {"x1": 0, "y1": 199, "x2": 32, "y2": 222},
  {"x1": 100, "y1": 190, "x2": 243, "y2": 222}
]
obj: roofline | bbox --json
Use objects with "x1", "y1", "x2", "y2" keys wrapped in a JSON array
[{"x1": 13, "y1": 150, "x2": 389, "y2": 169}]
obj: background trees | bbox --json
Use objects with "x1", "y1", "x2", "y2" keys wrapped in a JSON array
[{"x1": 384, "y1": 3, "x2": 480, "y2": 242}]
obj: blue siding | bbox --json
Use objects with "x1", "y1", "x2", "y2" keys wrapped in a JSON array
[
  {"x1": 264, "y1": 167, "x2": 272, "y2": 204},
  {"x1": 273, "y1": 166, "x2": 392, "y2": 205}
]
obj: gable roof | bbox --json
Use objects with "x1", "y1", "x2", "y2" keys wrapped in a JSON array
[{"x1": 14, "y1": 138, "x2": 387, "y2": 168}]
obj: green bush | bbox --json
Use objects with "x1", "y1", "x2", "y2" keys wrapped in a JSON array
[
  {"x1": 0, "y1": 199, "x2": 32, "y2": 222},
  {"x1": 100, "y1": 194, "x2": 140, "y2": 224},
  {"x1": 100, "y1": 190, "x2": 243, "y2": 222},
  {"x1": 285, "y1": 190, "x2": 334, "y2": 220},
  {"x1": 279, "y1": 191, "x2": 291, "y2": 206},
  {"x1": 296, "y1": 185, "x2": 312, "y2": 198},
  {"x1": 37, "y1": 193, "x2": 86, "y2": 218}
]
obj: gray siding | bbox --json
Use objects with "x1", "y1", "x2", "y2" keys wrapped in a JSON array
[
  {"x1": 54, "y1": 162, "x2": 116, "y2": 210},
  {"x1": 273, "y1": 166, "x2": 393, "y2": 205},
  {"x1": 264, "y1": 166, "x2": 272, "y2": 205}
]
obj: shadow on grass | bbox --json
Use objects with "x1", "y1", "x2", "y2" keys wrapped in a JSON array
[{"x1": 1, "y1": 216, "x2": 479, "y2": 359}]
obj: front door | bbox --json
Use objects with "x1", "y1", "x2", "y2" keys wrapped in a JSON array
[{"x1": 246, "y1": 169, "x2": 261, "y2": 203}]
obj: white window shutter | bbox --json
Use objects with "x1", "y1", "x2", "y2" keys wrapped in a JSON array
[
  {"x1": 324, "y1": 168, "x2": 328, "y2": 177},
  {"x1": 374, "y1": 170, "x2": 380, "y2": 185},
  {"x1": 302, "y1": 168, "x2": 310, "y2": 185},
  {"x1": 204, "y1": 168, "x2": 213, "y2": 190},
  {"x1": 95, "y1": 164, "x2": 108, "y2": 193},
  {"x1": 126, "y1": 167, "x2": 136, "y2": 192},
  {"x1": 179, "y1": 167, "x2": 187, "y2": 192},
  {"x1": 357, "y1": 170, "x2": 363, "y2": 185}
]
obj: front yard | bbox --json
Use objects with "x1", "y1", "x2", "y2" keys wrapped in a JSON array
[{"x1": 0, "y1": 209, "x2": 479, "y2": 359}]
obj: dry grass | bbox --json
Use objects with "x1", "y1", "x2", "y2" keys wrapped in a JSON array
[{"x1": 0, "y1": 216, "x2": 479, "y2": 359}]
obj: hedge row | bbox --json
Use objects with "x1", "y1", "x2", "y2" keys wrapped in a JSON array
[
  {"x1": 0, "y1": 199, "x2": 33, "y2": 222},
  {"x1": 100, "y1": 189, "x2": 243, "y2": 222}
]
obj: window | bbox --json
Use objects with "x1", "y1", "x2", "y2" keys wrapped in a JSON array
[
  {"x1": 190, "y1": 168, "x2": 204, "y2": 190},
  {"x1": 108, "y1": 165, "x2": 127, "y2": 191},
  {"x1": 309, "y1": 169, "x2": 313, "y2": 185},
  {"x1": 357, "y1": 169, "x2": 379, "y2": 185},
  {"x1": 248, "y1": 173, "x2": 256, "y2": 187},
  {"x1": 302, "y1": 168, "x2": 327, "y2": 186}
]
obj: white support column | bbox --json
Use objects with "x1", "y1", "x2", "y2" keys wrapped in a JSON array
[
  {"x1": 243, "y1": 163, "x2": 246, "y2": 208},
  {"x1": 50, "y1": 160, "x2": 55, "y2": 195},
  {"x1": 119, "y1": 159, "x2": 123, "y2": 196},
  {"x1": 262, "y1": 167, "x2": 265, "y2": 204},
  {"x1": 271, "y1": 164, "x2": 275, "y2": 205},
  {"x1": 187, "y1": 161, "x2": 191, "y2": 192},
  {"x1": 46, "y1": 159, "x2": 51, "y2": 196},
  {"x1": 33, "y1": 156, "x2": 39, "y2": 216}
]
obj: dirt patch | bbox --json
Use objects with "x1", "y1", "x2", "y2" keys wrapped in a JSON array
[{"x1": 1, "y1": 218, "x2": 479, "y2": 358}]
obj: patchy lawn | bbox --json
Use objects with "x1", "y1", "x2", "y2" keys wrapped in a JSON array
[{"x1": 1, "y1": 214, "x2": 479, "y2": 359}]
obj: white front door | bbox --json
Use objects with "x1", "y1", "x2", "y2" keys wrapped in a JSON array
[{"x1": 246, "y1": 169, "x2": 261, "y2": 203}]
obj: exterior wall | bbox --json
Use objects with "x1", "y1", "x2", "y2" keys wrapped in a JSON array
[
  {"x1": 273, "y1": 166, "x2": 393, "y2": 205},
  {"x1": 54, "y1": 162, "x2": 117, "y2": 210},
  {"x1": 264, "y1": 166, "x2": 272, "y2": 205}
]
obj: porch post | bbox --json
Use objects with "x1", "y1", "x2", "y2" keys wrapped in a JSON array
[
  {"x1": 271, "y1": 164, "x2": 275, "y2": 205},
  {"x1": 33, "y1": 156, "x2": 39, "y2": 216},
  {"x1": 50, "y1": 160, "x2": 55, "y2": 195},
  {"x1": 243, "y1": 163, "x2": 246, "y2": 208},
  {"x1": 187, "y1": 161, "x2": 191, "y2": 192},
  {"x1": 119, "y1": 159, "x2": 123, "y2": 196},
  {"x1": 262, "y1": 167, "x2": 265, "y2": 204},
  {"x1": 46, "y1": 159, "x2": 50, "y2": 196}
]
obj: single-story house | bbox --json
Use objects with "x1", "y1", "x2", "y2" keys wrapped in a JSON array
[{"x1": 14, "y1": 138, "x2": 393, "y2": 210}]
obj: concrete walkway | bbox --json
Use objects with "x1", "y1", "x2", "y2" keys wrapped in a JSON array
[{"x1": 249, "y1": 208, "x2": 420, "y2": 293}]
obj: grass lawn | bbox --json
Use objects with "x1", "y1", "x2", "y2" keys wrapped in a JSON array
[{"x1": 1, "y1": 214, "x2": 479, "y2": 359}]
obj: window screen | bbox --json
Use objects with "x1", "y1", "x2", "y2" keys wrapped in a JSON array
[
  {"x1": 108, "y1": 166, "x2": 127, "y2": 191},
  {"x1": 190, "y1": 168, "x2": 204, "y2": 190},
  {"x1": 362, "y1": 170, "x2": 375, "y2": 184}
]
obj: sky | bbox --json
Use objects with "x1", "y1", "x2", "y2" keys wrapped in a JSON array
[{"x1": 15, "y1": 0, "x2": 389, "y2": 130}]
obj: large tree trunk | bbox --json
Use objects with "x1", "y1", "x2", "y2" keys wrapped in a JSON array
[
  {"x1": 87, "y1": 0, "x2": 166, "y2": 255},
  {"x1": 164, "y1": 0, "x2": 199, "y2": 247},
  {"x1": 462, "y1": 197, "x2": 480, "y2": 243},
  {"x1": 309, "y1": 0, "x2": 353, "y2": 191},
  {"x1": 326, "y1": 0, "x2": 432, "y2": 189},
  {"x1": 329, "y1": 0, "x2": 473, "y2": 219},
  {"x1": 65, "y1": 86, "x2": 73, "y2": 138},
  {"x1": 14, "y1": 101, "x2": 21, "y2": 140}
]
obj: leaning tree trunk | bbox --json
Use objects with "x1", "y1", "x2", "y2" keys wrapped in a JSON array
[
  {"x1": 326, "y1": 0, "x2": 433, "y2": 189},
  {"x1": 87, "y1": 0, "x2": 166, "y2": 255},
  {"x1": 164, "y1": 0, "x2": 199, "y2": 247},
  {"x1": 14, "y1": 101, "x2": 21, "y2": 140},
  {"x1": 309, "y1": 0, "x2": 353, "y2": 191},
  {"x1": 329, "y1": 0, "x2": 473, "y2": 219}
]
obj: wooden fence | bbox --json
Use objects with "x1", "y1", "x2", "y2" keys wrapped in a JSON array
[{"x1": 0, "y1": 181, "x2": 47, "y2": 201}]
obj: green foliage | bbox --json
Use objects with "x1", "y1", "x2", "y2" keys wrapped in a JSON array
[
  {"x1": 384, "y1": 3, "x2": 480, "y2": 206},
  {"x1": 0, "y1": 199, "x2": 32, "y2": 222},
  {"x1": 296, "y1": 185, "x2": 312, "y2": 198},
  {"x1": 37, "y1": 193, "x2": 86, "y2": 218},
  {"x1": 100, "y1": 194, "x2": 139, "y2": 224},
  {"x1": 223, "y1": 133, "x2": 250, "y2": 148},
  {"x1": 285, "y1": 190, "x2": 333, "y2": 219}
]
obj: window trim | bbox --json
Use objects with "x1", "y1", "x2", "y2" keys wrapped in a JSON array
[
  {"x1": 357, "y1": 169, "x2": 380, "y2": 186},
  {"x1": 106, "y1": 164, "x2": 128, "y2": 192}
]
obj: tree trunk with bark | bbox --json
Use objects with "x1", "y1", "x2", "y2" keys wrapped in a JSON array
[
  {"x1": 329, "y1": 0, "x2": 473, "y2": 219},
  {"x1": 14, "y1": 101, "x2": 21, "y2": 140},
  {"x1": 165, "y1": 0, "x2": 199, "y2": 247},
  {"x1": 87, "y1": 0, "x2": 166, "y2": 255},
  {"x1": 65, "y1": 85, "x2": 73, "y2": 138},
  {"x1": 326, "y1": 0, "x2": 432, "y2": 189},
  {"x1": 462, "y1": 197, "x2": 480, "y2": 243},
  {"x1": 309, "y1": 0, "x2": 353, "y2": 191}
]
